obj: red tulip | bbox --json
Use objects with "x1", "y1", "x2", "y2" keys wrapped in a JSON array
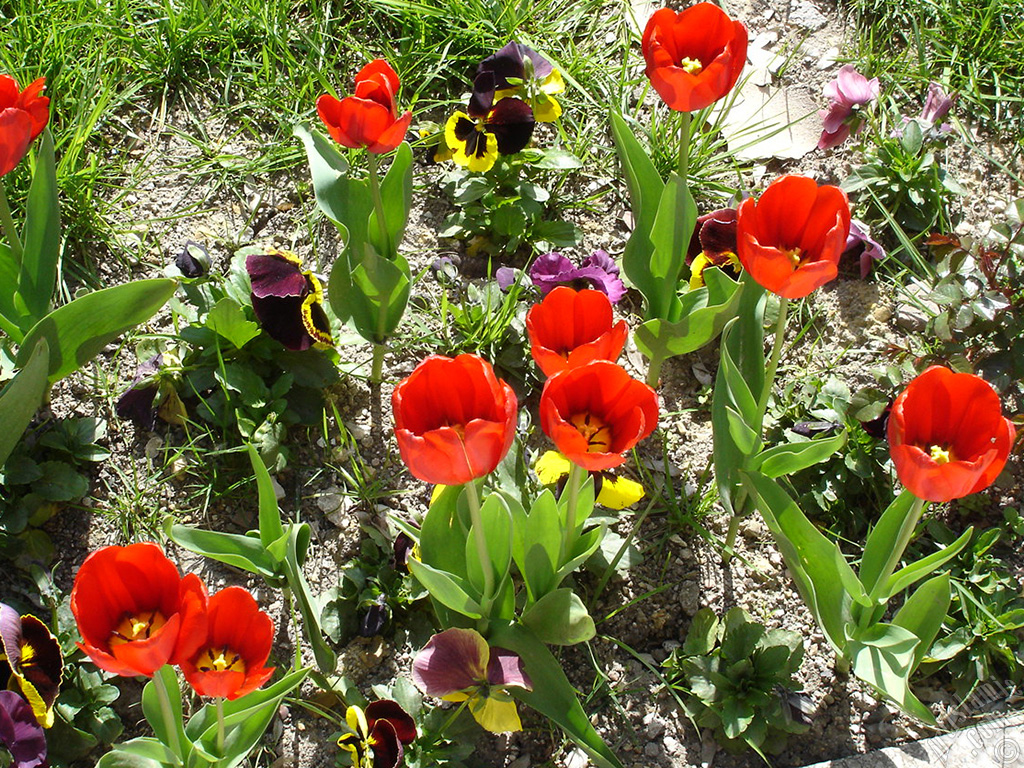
[
  {"x1": 70, "y1": 543, "x2": 208, "y2": 678},
  {"x1": 888, "y1": 366, "x2": 1016, "y2": 503},
  {"x1": 642, "y1": 4, "x2": 748, "y2": 113},
  {"x1": 0, "y1": 75, "x2": 49, "y2": 177},
  {"x1": 392, "y1": 354, "x2": 517, "y2": 486},
  {"x1": 526, "y1": 287, "x2": 627, "y2": 377},
  {"x1": 736, "y1": 175, "x2": 851, "y2": 299},
  {"x1": 317, "y1": 60, "x2": 412, "y2": 154},
  {"x1": 540, "y1": 361, "x2": 658, "y2": 472},
  {"x1": 180, "y1": 587, "x2": 274, "y2": 700}
]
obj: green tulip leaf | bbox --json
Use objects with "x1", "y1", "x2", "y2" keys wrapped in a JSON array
[
  {"x1": 883, "y1": 527, "x2": 972, "y2": 600},
  {"x1": 0, "y1": 337, "x2": 49, "y2": 468},
  {"x1": 164, "y1": 520, "x2": 278, "y2": 579},
  {"x1": 521, "y1": 588, "x2": 596, "y2": 646},
  {"x1": 511, "y1": 489, "x2": 561, "y2": 603},
  {"x1": 17, "y1": 278, "x2": 177, "y2": 383},
  {"x1": 646, "y1": 172, "x2": 696, "y2": 321},
  {"x1": 750, "y1": 431, "x2": 848, "y2": 478},
  {"x1": 859, "y1": 490, "x2": 918, "y2": 595},
  {"x1": 408, "y1": 559, "x2": 483, "y2": 619},
  {"x1": 19, "y1": 129, "x2": 60, "y2": 325},
  {"x1": 369, "y1": 142, "x2": 413, "y2": 255},
  {"x1": 140, "y1": 666, "x2": 187, "y2": 762},
  {"x1": 893, "y1": 572, "x2": 951, "y2": 670}
]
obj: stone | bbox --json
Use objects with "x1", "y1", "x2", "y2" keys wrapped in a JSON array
[{"x1": 788, "y1": 0, "x2": 828, "y2": 31}]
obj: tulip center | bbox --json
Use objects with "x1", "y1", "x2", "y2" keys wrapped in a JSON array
[
  {"x1": 197, "y1": 646, "x2": 246, "y2": 675},
  {"x1": 678, "y1": 56, "x2": 703, "y2": 75},
  {"x1": 784, "y1": 247, "x2": 805, "y2": 267},
  {"x1": 929, "y1": 444, "x2": 954, "y2": 464},
  {"x1": 110, "y1": 610, "x2": 167, "y2": 646},
  {"x1": 568, "y1": 413, "x2": 613, "y2": 453}
]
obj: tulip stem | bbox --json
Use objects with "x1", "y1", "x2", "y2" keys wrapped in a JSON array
[
  {"x1": 0, "y1": 183, "x2": 24, "y2": 266},
  {"x1": 367, "y1": 154, "x2": 392, "y2": 259},
  {"x1": 152, "y1": 668, "x2": 182, "y2": 759},
  {"x1": 868, "y1": 496, "x2": 928, "y2": 602},
  {"x1": 756, "y1": 298, "x2": 789, "y2": 421},
  {"x1": 216, "y1": 697, "x2": 226, "y2": 755},
  {"x1": 562, "y1": 463, "x2": 586, "y2": 564},
  {"x1": 678, "y1": 110, "x2": 691, "y2": 180},
  {"x1": 464, "y1": 481, "x2": 495, "y2": 608},
  {"x1": 645, "y1": 352, "x2": 664, "y2": 389}
]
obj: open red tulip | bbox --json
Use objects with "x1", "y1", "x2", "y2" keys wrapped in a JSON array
[
  {"x1": 642, "y1": 4, "x2": 748, "y2": 113},
  {"x1": 526, "y1": 287, "x2": 627, "y2": 377},
  {"x1": 888, "y1": 366, "x2": 1016, "y2": 503},
  {"x1": 0, "y1": 75, "x2": 49, "y2": 177},
  {"x1": 736, "y1": 175, "x2": 851, "y2": 299},
  {"x1": 540, "y1": 361, "x2": 659, "y2": 471},
  {"x1": 180, "y1": 587, "x2": 274, "y2": 701},
  {"x1": 70, "y1": 543, "x2": 208, "y2": 678},
  {"x1": 392, "y1": 354, "x2": 517, "y2": 486},
  {"x1": 317, "y1": 59, "x2": 412, "y2": 154}
]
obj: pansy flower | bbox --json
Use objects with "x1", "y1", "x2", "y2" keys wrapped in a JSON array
[
  {"x1": 0, "y1": 691, "x2": 46, "y2": 768},
  {"x1": 686, "y1": 207, "x2": 741, "y2": 289},
  {"x1": 818, "y1": 65, "x2": 879, "y2": 150},
  {"x1": 337, "y1": 700, "x2": 416, "y2": 768},
  {"x1": 245, "y1": 249, "x2": 334, "y2": 351},
  {"x1": 525, "y1": 250, "x2": 626, "y2": 303},
  {"x1": 444, "y1": 71, "x2": 535, "y2": 173},
  {"x1": 476, "y1": 42, "x2": 565, "y2": 122},
  {"x1": 535, "y1": 450, "x2": 646, "y2": 510},
  {"x1": 843, "y1": 219, "x2": 886, "y2": 278},
  {"x1": 0, "y1": 604, "x2": 62, "y2": 729},
  {"x1": 412, "y1": 628, "x2": 532, "y2": 734}
]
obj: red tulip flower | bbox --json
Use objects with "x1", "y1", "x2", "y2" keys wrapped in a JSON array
[
  {"x1": 526, "y1": 287, "x2": 627, "y2": 377},
  {"x1": 642, "y1": 4, "x2": 748, "y2": 113},
  {"x1": 0, "y1": 75, "x2": 49, "y2": 178},
  {"x1": 888, "y1": 366, "x2": 1016, "y2": 503},
  {"x1": 540, "y1": 361, "x2": 659, "y2": 472},
  {"x1": 180, "y1": 587, "x2": 274, "y2": 701},
  {"x1": 736, "y1": 175, "x2": 851, "y2": 299},
  {"x1": 70, "y1": 543, "x2": 208, "y2": 678},
  {"x1": 392, "y1": 354, "x2": 517, "y2": 486},
  {"x1": 317, "y1": 60, "x2": 412, "y2": 154}
]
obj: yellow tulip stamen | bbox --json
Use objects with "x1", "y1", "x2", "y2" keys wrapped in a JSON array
[
  {"x1": 930, "y1": 445, "x2": 954, "y2": 464},
  {"x1": 678, "y1": 57, "x2": 703, "y2": 75},
  {"x1": 110, "y1": 610, "x2": 167, "y2": 646},
  {"x1": 568, "y1": 413, "x2": 613, "y2": 453},
  {"x1": 197, "y1": 646, "x2": 246, "y2": 675},
  {"x1": 784, "y1": 247, "x2": 804, "y2": 267}
]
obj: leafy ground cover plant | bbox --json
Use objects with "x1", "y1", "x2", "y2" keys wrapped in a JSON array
[{"x1": 663, "y1": 607, "x2": 808, "y2": 757}]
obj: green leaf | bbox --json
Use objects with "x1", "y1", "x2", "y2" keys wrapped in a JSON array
[
  {"x1": 281, "y1": 532, "x2": 336, "y2": 674},
  {"x1": 740, "y1": 471, "x2": 853, "y2": 652},
  {"x1": 725, "y1": 406, "x2": 759, "y2": 456},
  {"x1": 633, "y1": 268, "x2": 742, "y2": 360},
  {"x1": 554, "y1": 524, "x2": 605, "y2": 585},
  {"x1": 860, "y1": 491, "x2": 918, "y2": 595},
  {"x1": 100, "y1": 738, "x2": 178, "y2": 766},
  {"x1": 490, "y1": 622, "x2": 624, "y2": 768},
  {"x1": 345, "y1": 243, "x2": 410, "y2": 343},
  {"x1": 530, "y1": 148, "x2": 583, "y2": 170},
  {"x1": 683, "y1": 608, "x2": 720, "y2": 656},
  {"x1": 34, "y1": 461, "x2": 88, "y2": 501},
  {"x1": 141, "y1": 666, "x2": 187, "y2": 764},
  {"x1": 646, "y1": 173, "x2": 696, "y2": 321},
  {"x1": 292, "y1": 124, "x2": 371, "y2": 250},
  {"x1": 893, "y1": 573, "x2": 951, "y2": 670},
  {"x1": 369, "y1": 143, "x2": 413, "y2": 255},
  {"x1": 847, "y1": 622, "x2": 935, "y2": 724},
  {"x1": 17, "y1": 279, "x2": 177, "y2": 383},
  {"x1": 186, "y1": 669, "x2": 307, "y2": 768},
  {"x1": 407, "y1": 559, "x2": 482, "y2": 618},
  {"x1": 465, "y1": 493, "x2": 512, "y2": 600},
  {"x1": 247, "y1": 444, "x2": 285, "y2": 549},
  {"x1": 721, "y1": 697, "x2": 755, "y2": 740},
  {"x1": 751, "y1": 431, "x2": 848, "y2": 478},
  {"x1": 721, "y1": 608, "x2": 764, "y2": 660},
  {"x1": 95, "y1": 747, "x2": 166, "y2": 768},
  {"x1": 419, "y1": 484, "x2": 470, "y2": 579},
  {"x1": 511, "y1": 490, "x2": 561, "y2": 603},
  {"x1": 0, "y1": 337, "x2": 48, "y2": 467},
  {"x1": 205, "y1": 298, "x2": 260, "y2": 349},
  {"x1": 884, "y1": 527, "x2": 972, "y2": 599},
  {"x1": 164, "y1": 520, "x2": 278, "y2": 579},
  {"x1": 521, "y1": 589, "x2": 596, "y2": 645},
  {"x1": 19, "y1": 129, "x2": 60, "y2": 325},
  {"x1": 611, "y1": 111, "x2": 663, "y2": 310}
]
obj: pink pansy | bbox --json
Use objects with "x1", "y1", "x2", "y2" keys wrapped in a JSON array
[{"x1": 818, "y1": 65, "x2": 879, "y2": 150}]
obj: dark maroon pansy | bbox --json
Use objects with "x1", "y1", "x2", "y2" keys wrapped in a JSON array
[{"x1": 245, "y1": 249, "x2": 333, "y2": 351}]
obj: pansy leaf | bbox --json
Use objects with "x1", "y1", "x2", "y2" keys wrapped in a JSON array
[
  {"x1": 205, "y1": 298, "x2": 260, "y2": 349},
  {"x1": 490, "y1": 622, "x2": 624, "y2": 768},
  {"x1": 17, "y1": 279, "x2": 177, "y2": 383}
]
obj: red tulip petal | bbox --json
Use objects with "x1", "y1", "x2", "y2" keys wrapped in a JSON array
[
  {"x1": 368, "y1": 110, "x2": 411, "y2": 154},
  {"x1": 0, "y1": 108, "x2": 32, "y2": 177},
  {"x1": 17, "y1": 78, "x2": 48, "y2": 141},
  {"x1": 356, "y1": 59, "x2": 400, "y2": 97}
]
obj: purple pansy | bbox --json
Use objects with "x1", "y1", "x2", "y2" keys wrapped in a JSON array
[
  {"x1": 818, "y1": 65, "x2": 880, "y2": 150},
  {"x1": 412, "y1": 627, "x2": 532, "y2": 733},
  {"x1": 0, "y1": 602, "x2": 62, "y2": 730},
  {"x1": 528, "y1": 250, "x2": 626, "y2": 303},
  {"x1": 920, "y1": 82, "x2": 954, "y2": 128},
  {"x1": 0, "y1": 691, "x2": 47, "y2": 768},
  {"x1": 245, "y1": 249, "x2": 334, "y2": 351},
  {"x1": 843, "y1": 219, "x2": 886, "y2": 278}
]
